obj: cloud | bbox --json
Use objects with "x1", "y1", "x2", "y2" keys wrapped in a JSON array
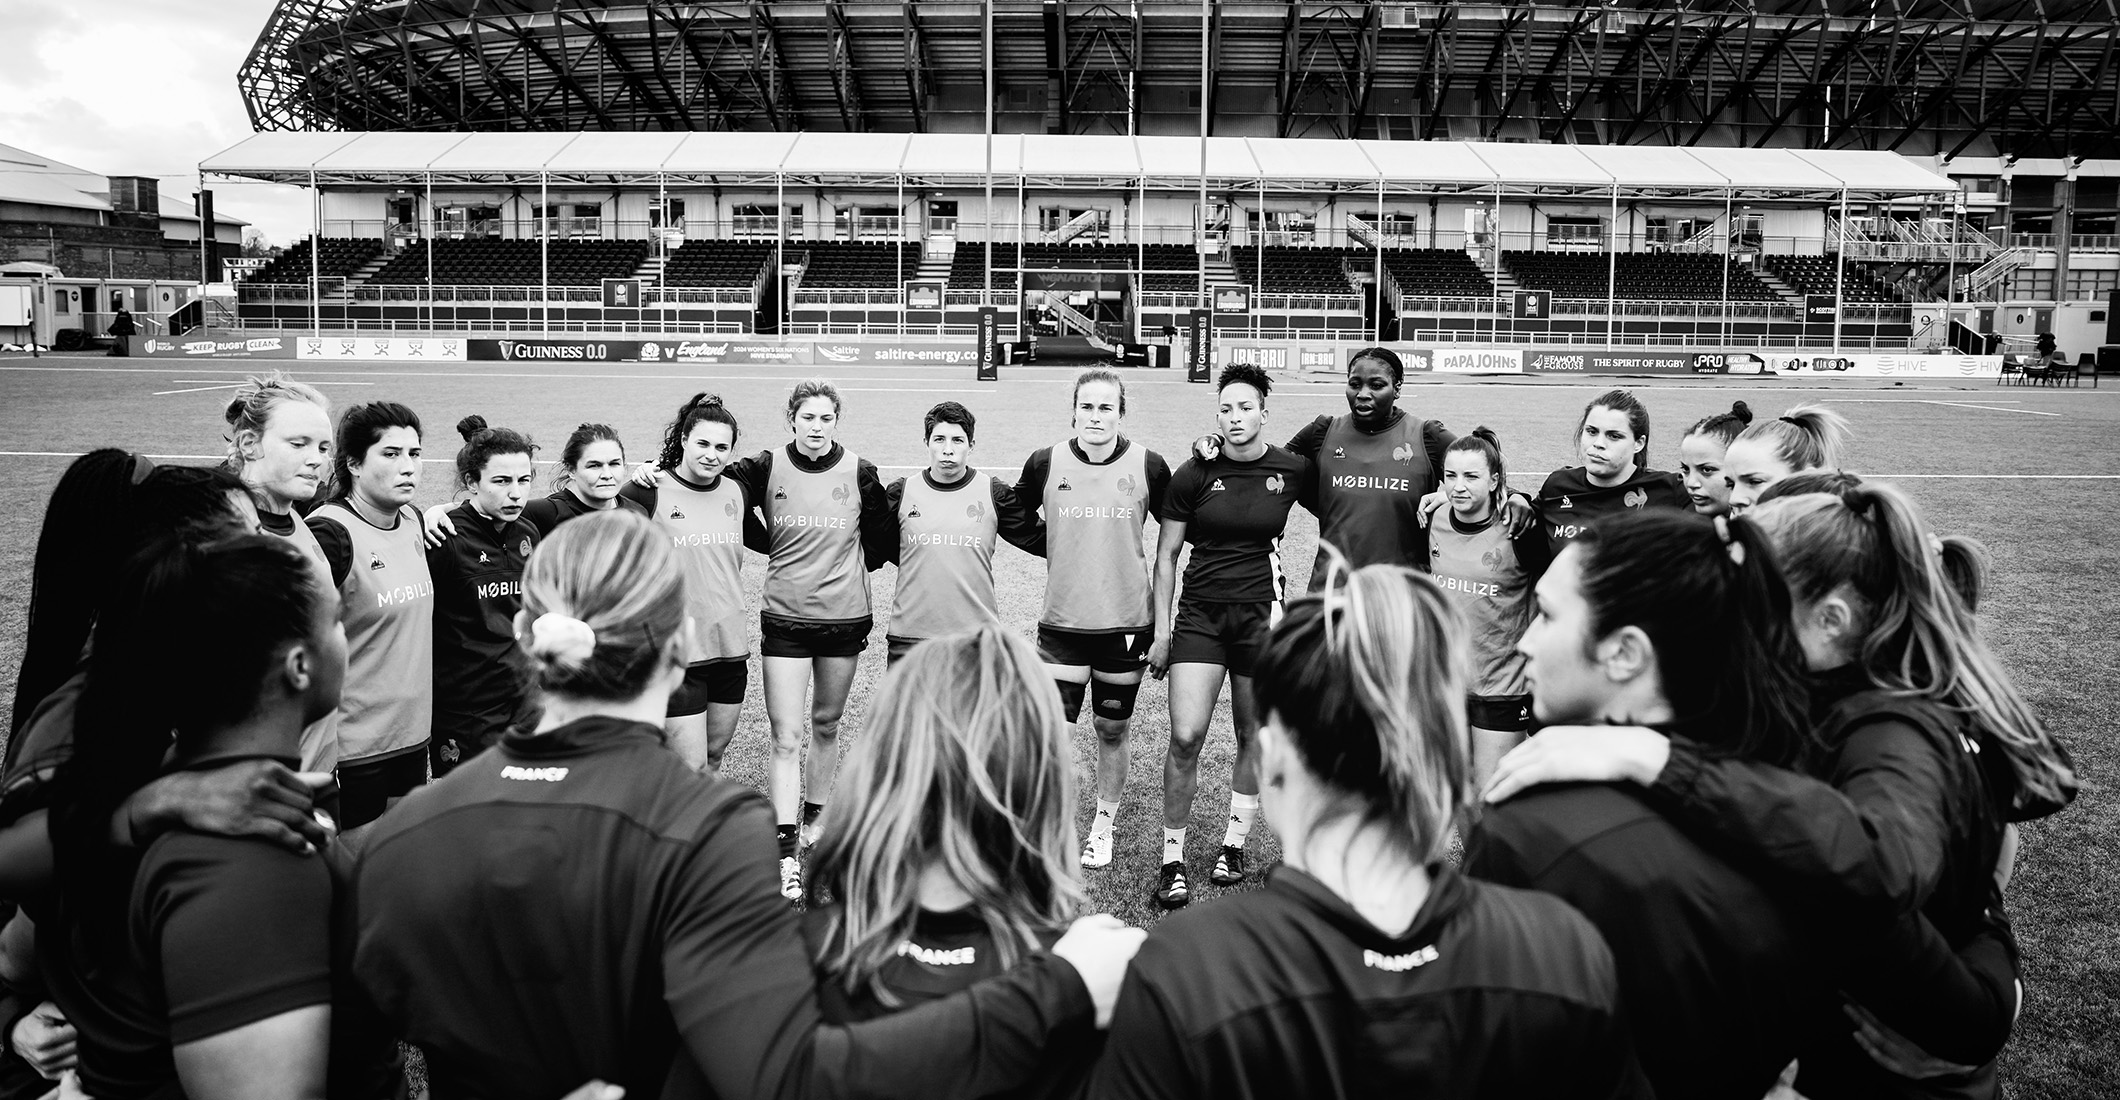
[{"x1": 0, "y1": 0, "x2": 312, "y2": 242}]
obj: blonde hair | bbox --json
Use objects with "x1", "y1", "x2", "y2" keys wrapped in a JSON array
[
  {"x1": 806, "y1": 626, "x2": 1084, "y2": 1008},
  {"x1": 1736, "y1": 403, "x2": 1851, "y2": 473},
  {"x1": 221, "y1": 371, "x2": 328, "y2": 474},
  {"x1": 785, "y1": 378, "x2": 842, "y2": 423},
  {"x1": 518, "y1": 511, "x2": 686, "y2": 701},
  {"x1": 1251, "y1": 555, "x2": 1471, "y2": 863},
  {"x1": 1749, "y1": 484, "x2": 2076, "y2": 818}
]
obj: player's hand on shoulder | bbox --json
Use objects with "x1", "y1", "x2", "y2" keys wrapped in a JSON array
[
  {"x1": 628, "y1": 461, "x2": 660, "y2": 488},
  {"x1": 422, "y1": 502, "x2": 458, "y2": 548},
  {"x1": 1416, "y1": 489, "x2": 1447, "y2": 527},
  {"x1": 1482, "y1": 725, "x2": 1670, "y2": 804},
  {"x1": 1051, "y1": 914, "x2": 1148, "y2": 1029},
  {"x1": 1500, "y1": 492, "x2": 1536, "y2": 537},
  {"x1": 1191, "y1": 433, "x2": 1223, "y2": 462},
  {"x1": 133, "y1": 760, "x2": 332, "y2": 856}
]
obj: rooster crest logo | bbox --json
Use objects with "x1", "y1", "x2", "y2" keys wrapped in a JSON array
[
  {"x1": 967, "y1": 501, "x2": 985, "y2": 519},
  {"x1": 367, "y1": 552, "x2": 386, "y2": 571},
  {"x1": 518, "y1": 538, "x2": 532, "y2": 557},
  {"x1": 1391, "y1": 443, "x2": 1415, "y2": 462},
  {"x1": 1116, "y1": 475, "x2": 1137, "y2": 496},
  {"x1": 1265, "y1": 474, "x2": 1285, "y2": 494},
  {"x1": 724, "y1": 500, "x2": 739, "y2": 518},
  {"x1": 1623, "y1": 488, "x2": 1647, "y2": 509},
  {"x1": 1332, "y1": 446, "x2": 1347, "y2": 459},
  {"x1": 478, "y1": 551, "x2": 491, "y2": 564},
  {"x1": 830, "y1": 483, "x2": 852, "y2": 505}
]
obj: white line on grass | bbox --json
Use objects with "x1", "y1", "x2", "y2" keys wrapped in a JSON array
[
  {"x1": 151, "y1": 384, "x2": 246, "y2": 396},
  {"x1": 1919, "y1": 400, "x2": 2061, "y2": 417}
]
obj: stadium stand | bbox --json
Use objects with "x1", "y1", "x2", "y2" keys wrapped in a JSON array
[
  {"x1": 792, "y1": 242, "x2": 917, "y2": 288},
  {"x1": 367, "y1": 239, "x2": 647, "y2": 287},
  {"x1": 1502, "y1": 252, "x2": 1778, "y2": 302},
  {"x1": 1760, "y1": 254, "x2": 1905, "y2": 304},
  {"x1": 1380, "y1": 249, "x2": 1496, "y2": 298},
  {"x1": 1224, "y1": 245, "x2": 1362, "y2": 295},
  {"x1": 245, "y1": 237, "x2": 384, "y2": 285},
  {"x1": 662, "y1": 241, "x2": 776, "y2": 288}
]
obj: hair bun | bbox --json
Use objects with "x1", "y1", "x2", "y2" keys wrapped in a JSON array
[
  {"x1": 1471, "y1": 425, "x2": 1499, "y2": 445},
  {"x1": 457, "y1": 414, "x2": 489, "y2": 441},
  {"x1": 526, "y1": 612, "x2": 597, "y2": 669},
  {"x1": 1730, "y1": 400, "x2": 1753, "y2": 424}
]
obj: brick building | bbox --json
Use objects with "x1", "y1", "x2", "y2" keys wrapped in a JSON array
[{"x1": 0, "y1": 143, "x2": 245, "y2": 281}]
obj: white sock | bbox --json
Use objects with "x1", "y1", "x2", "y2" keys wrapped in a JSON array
[
  {"x1": 1089, "y1": 799, "x2": 1120, "y2": 839},
  {"x1": 1162, "y1": 827, "x2": 1186, "y2": 865},
  {"x1": 1223, "y1": 792, "x2": 1260, "y2": 848}
]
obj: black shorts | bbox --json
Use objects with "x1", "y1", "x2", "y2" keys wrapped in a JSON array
[
  {"x1": 885, "y1": 635, "x2": 926, "y2": 667},
  {"x1": 336, "y1": 745, "x2": 429, "y2": 831},
  {"x1": 1468, "y1": 693, "x2": 1536, "y2": 733},
  {"x1": 760, "y1": 614, "x2": 872, "y2": 660},
  {"x1": 1168, "y1": 600, "x2": 1276, "y2": 677},
  {"x1": 668, "y1": 657, "x2": 749, "y2": 716},
  {"x1": 1036, "y1": 624, "x2": 1150, "y2": 676}
]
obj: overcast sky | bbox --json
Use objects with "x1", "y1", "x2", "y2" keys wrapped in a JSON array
[{"x1": 1, "y1": 0, "x2": 310, "y2": 245}]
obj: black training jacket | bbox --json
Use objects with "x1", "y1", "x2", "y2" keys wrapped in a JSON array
[
  {"x1": 1088, "y1": 864, "x2": 1649, "y2": 1100},
  {"x1": 1468, "y1": 782, "x2": 1830, "y2": 1100},
  {"x1": 352, "y1": 717, "x2": 1093, "y2": 1100}
]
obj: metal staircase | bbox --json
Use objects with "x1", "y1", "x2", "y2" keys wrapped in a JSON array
[{"x1": 1957, "y1": 247, "x2": 2034, "y2": 301}]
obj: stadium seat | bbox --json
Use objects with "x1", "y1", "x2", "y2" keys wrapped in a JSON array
[{"x1": 1502, "y1": 251, "x2": 1778, "y2": 302}]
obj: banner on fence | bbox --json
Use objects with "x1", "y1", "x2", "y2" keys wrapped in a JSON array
[
  {"x1": 1762, "y1": 352, "x2": 2001, "y2": 379},
  {"x1": 469, "y1": 339, "x2": 640, "y2": 362},
  {"x1": 133, "y1": 333, "x2": 296, "y2": 360},
  {"x1": 637, "y1": 339, "x2": 813, "y2": 365},
  {"x1": 1432, "y1": 347, "x2": 1523, "y2": 374},
  {"x1": 1523, "y1": 350, "x2": 1694, "y2": 375},
  {"x1": 815, "y1": 340, "x2": 980, "y2": 366},
  {"x1": 300, "y1": 335, "x2": 468, "y2": 362}
]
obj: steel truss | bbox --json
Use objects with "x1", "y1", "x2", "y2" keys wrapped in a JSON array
[{"x1": 241, "y1": 1, "x2": 2120, "y2": 158}]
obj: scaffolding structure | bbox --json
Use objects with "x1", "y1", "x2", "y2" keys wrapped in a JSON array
[{"x1": 240, "y1": 1, "x2": 2120, "y2": 159}]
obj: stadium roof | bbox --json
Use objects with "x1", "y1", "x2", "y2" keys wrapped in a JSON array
[
  {"x1": 238, "y1": 1, "x2": 2120, "y2": 158},
  {"x1": 202, "y1": 132, "x2": 1958, "y2": 201}
]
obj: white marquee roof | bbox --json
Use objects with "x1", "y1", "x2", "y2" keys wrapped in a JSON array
[{"x1": 203, "y1": 131, "x2": 1960, "y2": 200}]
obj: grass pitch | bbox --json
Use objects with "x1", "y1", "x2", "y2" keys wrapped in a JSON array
[{"x1": 0, "y1": 354, "x2": 2112, "y2": 1095}]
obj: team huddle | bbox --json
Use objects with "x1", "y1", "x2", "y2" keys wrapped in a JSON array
[{"x1": 0, "y1": 349, "x2": 2078, "y2": 1100}]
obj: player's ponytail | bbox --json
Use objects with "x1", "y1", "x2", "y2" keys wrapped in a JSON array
[
  {"x1": 1251, "y1": 557, "x2": 1470, "y2": 865},
  {"x1": 453, "y1": 414, "x2": 538, "y2": 489},
  {"x1": 656, "y1": 393, "x2": 740, "y2": 471},
  {"x1": 1685, "y1": 400, "x2": 1754, "y2": 449},
  {"x1": 51, "y1": 535, "x2": 326, "y2": 939},
  {"x1": 517, "y1": 511, "x2": 686, "y2": 702},
  {"x1": 1575, "y1": 510, "x2": 1815, "y2": 769},
  {"x1": 1750, "y1": 481, "x2": 2075, "y2": 820},
  {"x1": 1444, "y1": 426, "x2": 1507, "y2": 504},
  {"x1": 1737, "y1": 403, "x2": 1851, "y2": 474}
]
